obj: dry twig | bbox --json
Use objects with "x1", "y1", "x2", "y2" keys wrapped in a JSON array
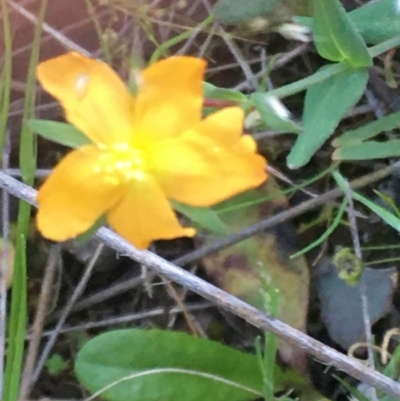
[{"x1": 19, "y1": 245, "x2": 61, "y2": 400}]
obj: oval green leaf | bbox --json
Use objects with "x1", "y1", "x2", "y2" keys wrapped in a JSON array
[
  {"x1": 350, "y1": 0, "x2": 400, "y2": 44},
  {"x1": 287, "y1": 67, "x2": 368, "y2": 169},
  {"x1": 312, "y1": 0, "x2": 371, "y2": 67},
  {"x1": 75, "y1": 329, "x2": 265, "y2": 401},
  {"x1": 297, "y1": 0, "x2": 400, "y2": 45}
]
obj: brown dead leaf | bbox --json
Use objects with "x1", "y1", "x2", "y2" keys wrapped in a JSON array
[{"x1": 200, "y1": 177, "x2": 310, "y2": 372}]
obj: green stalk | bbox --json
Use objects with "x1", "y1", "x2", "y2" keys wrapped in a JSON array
[
  {"x1": 4, "y1": 0, "x2": 49, "y2": 399},
  {"x1": 0, "y1": 0, "x2": 13, "y2": 398}
]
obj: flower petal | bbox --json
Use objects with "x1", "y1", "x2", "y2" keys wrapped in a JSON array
[
  {"x1": 151, "y1": 126, "x2": 267, "y2": 207},
  {"x1": 37, "y1": 52, "x2": 134, "y2": 145},
  {"x1": 37, "y1": 145, "x2": 124, "y2": 241},
  {"x1": 133, "y1": 57, "x2": 206, "y2": 142},
  {"x1": 194, "y1": 107, "x2": 245, "y2": 145},
  {"x1": 107, "y1": 174, "x2": 195, "y2": 249}
]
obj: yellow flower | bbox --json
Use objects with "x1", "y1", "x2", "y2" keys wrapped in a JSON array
[{"x1": 36, "y1": 52, "x2": 267, "y2": 249}]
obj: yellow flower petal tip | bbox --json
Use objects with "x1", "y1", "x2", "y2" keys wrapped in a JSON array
[{"x1": 36, "y1": 52, "x2": 267, "y2": 249}]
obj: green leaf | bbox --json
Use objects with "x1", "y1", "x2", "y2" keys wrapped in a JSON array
[
  {"x1": 29, "y1": 119, "x2": 90, "y2": 148},
  {"x1": 333, "y1": 140, "x2": 400, "y2": 161},
  {"x1": 4, "y1": 235, "x2": 27, "y2": 401},
  {"x1": 213, "y1": 0, "x2": 279, "y2": 24},
  {"x1": 384, "y1": 340, "x2": 400, "y2": 379},
  {"x1": 333, "y1": 170, "x2": 400, "y2": 232},
  {"x1": 333, "y1": 111, "x2": 400, "y2": 147},
  {"x1": 172, "y1": 202, "x2": 228, "y2": 235},
  {"x1": 350, "y1": 0, "x2": 400, "y2": 44},
  {"x1": 75, "y1": 329, "x2": 264, "y2": 401},
  {"x1": 287, "y1": 67, "x2": 368, "y2": 169},
  {"x1": 251, "y1": 93, "x2": 302, "y2": 133},
  {"x1": 335, "y1": 377, "x2": 373, "y2": 401},
  {"x1": 45, "y1": 354, "x2": 69, "y2": 376},
  {"x1": 293, "y1": 16, "x2": 312, "y2": 30},
  {"x1": 297, "y1": 1, "x2": 400, "y2": 45},
  {"x1": 374, "y1": 190, "x2": 400, "y2": 218},
  {"x1": 290, "y1": 197, "x2": 348, "y2": 258},
  {"x1": 312, "y1": 0, "x2": 372, "y2": 67},
  {"x1": 354, "y1": 190, "x2": 400, "y2": 232},
  {"x1": 203, "y1": 83, "x2": 247, "y2": 103}
]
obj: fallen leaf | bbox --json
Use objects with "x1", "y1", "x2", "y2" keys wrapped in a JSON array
[
  {"x1": 200, "y1": 178, "x2": 310, "y2": 371},
  {"x1": 315, "y1": 258, "x2": 397, "y2": 350}
]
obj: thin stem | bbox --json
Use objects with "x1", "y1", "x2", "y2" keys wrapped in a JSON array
[
  {"x1": 0, "y1": 134, "x2": 10, "y2": 398},
  {"x1": 33, "y1": 302, "x2": 213, "y2": 338},
  {"x1": 31, "y1": 244, "x2": 104, "y2": 383},
  {"x1": 344, "y1": 179, "x2": 376, "y2": 372}
]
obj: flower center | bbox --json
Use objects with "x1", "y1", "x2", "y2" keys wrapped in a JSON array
[{"x1": 95, "y1": 143, "x2": 147, "y2": 185}]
